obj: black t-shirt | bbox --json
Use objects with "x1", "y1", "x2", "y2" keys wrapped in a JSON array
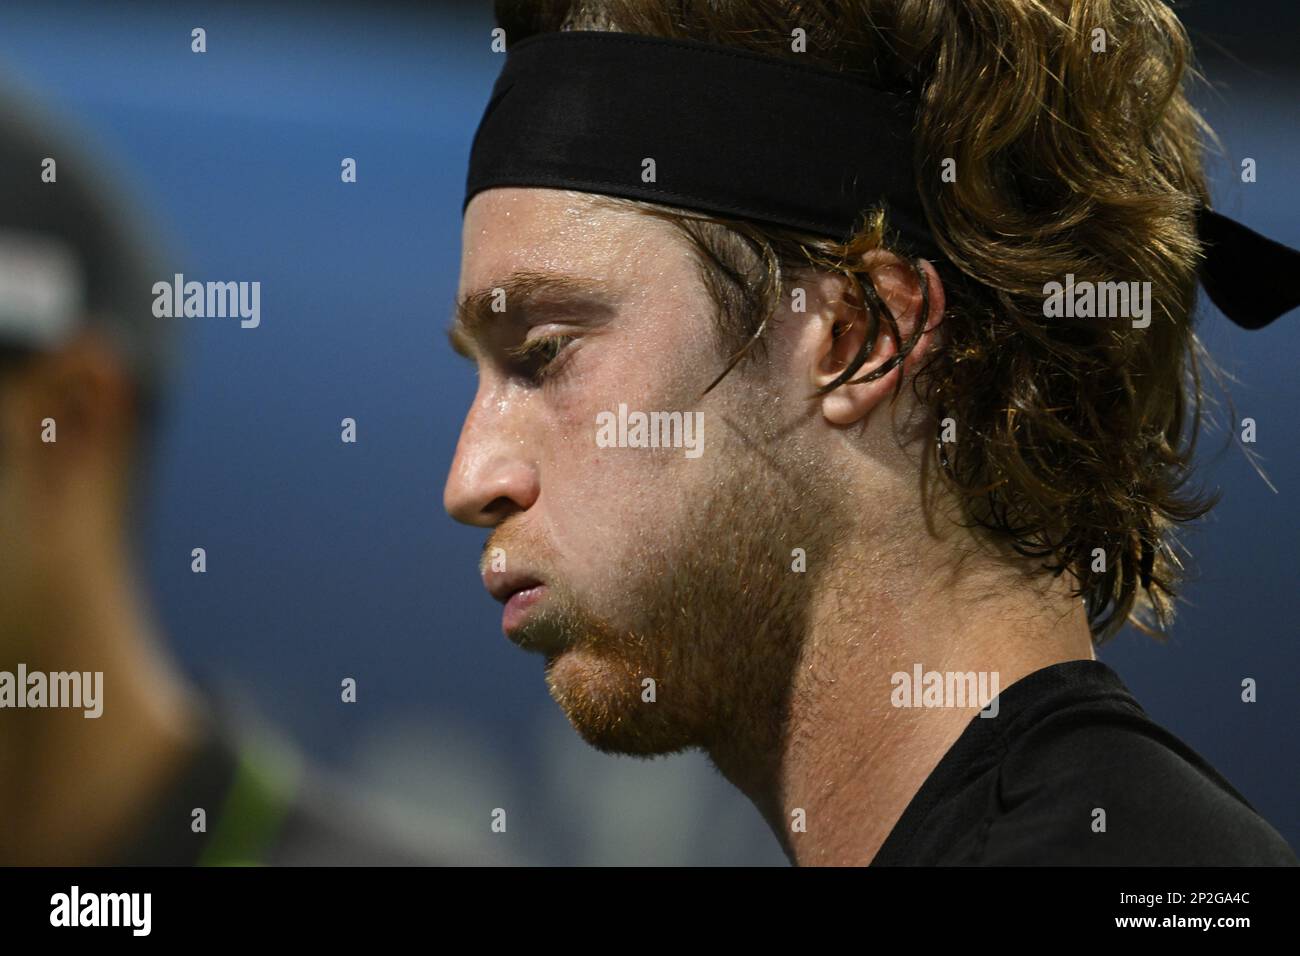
[{"x1": 871, "y1": 659, "x2": 1298, "y2": 866}]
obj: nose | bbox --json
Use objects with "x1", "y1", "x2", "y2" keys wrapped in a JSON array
[{"x1": 444, "y1": 389, "x2": 540, "y2": 528}]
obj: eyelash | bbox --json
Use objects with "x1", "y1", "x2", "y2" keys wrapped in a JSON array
[{"x1": 506, "y1": 334, "x2": 576, "y2": 381}]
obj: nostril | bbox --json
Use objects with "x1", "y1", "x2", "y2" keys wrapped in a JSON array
[{"x1": 482, "y1": 495, "x2": 522, "y2": 524}]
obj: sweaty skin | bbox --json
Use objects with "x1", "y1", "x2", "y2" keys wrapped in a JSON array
[{"x1": 446, "y1": 187, "x2": 1095, "y2": 865}]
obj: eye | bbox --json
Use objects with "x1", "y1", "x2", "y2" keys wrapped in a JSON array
[{"x1": 505, "y1": 333, "x2": 576, "y2": 382}]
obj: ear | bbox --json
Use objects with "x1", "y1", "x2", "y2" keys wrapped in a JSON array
[{"x1": 810, "y1": 252, "x2": 943, "y2": 427}]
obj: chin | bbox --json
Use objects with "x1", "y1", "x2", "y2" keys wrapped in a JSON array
[{"x1": 543, "y1": 645, "x2": 695, "y2": 757}]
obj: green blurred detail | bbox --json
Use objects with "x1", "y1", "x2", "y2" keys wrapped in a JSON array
[{"x1": 198, "y1": 742, "x2": 302, "y2": 867}]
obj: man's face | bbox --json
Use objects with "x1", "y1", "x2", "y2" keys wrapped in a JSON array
[{"x1": 446, "y1": 188, "x2": 830, "y2": 758}]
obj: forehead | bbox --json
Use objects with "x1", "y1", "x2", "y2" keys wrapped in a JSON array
[{"x1": 459, "y1": 188, "x2": 682, "y2": 294}]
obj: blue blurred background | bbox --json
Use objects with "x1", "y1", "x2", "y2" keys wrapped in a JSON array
[{"x1": 0, "y1": 0, "x2": 1293, "y2": 864}]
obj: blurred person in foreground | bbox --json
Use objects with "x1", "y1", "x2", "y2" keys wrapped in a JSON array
[
  {"x1": 0, "y1": 77, "x2": 438, "y2": 866},
  {"x1": 445, "y1": 0, "x2": 1298, "y2": 865}
]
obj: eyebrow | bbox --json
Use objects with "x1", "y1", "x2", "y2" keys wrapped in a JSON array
[{"x1": 448, "y1": 271, "x2": 618, "y2": 358}]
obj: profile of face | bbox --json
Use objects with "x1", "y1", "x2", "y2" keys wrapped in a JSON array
[{"x1": 445, "y1": 188, "x2": 913, "y2": 762}]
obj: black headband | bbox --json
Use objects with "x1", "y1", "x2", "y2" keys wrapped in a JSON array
[{"x1": 465, "y1": 31, "x2": 1300, "y2": 330}]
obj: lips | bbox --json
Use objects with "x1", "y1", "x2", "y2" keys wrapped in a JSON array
[
  {"x1": 501, "y1": 584, "x2": 547, "y2": 635},
  {"x1": 483, "y1": 570, "x2": 548, "y2": 637},
  {"x1": 484, "y1": 571, "x2": 545, "y2": 605}
]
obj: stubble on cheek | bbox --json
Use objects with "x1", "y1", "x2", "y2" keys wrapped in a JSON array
[
  {"x1": 510, "y1": 530, "x2": 707, "y2": 756},
  {"x1": 532, "y1": 453, "x2": 822, "y2": 761}
]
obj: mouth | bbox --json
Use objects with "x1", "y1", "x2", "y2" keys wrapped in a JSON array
[
  {"x1": 483, "y1": 571, "x2": 549, "y2": 639},
  {"x1": 501, "y1": 583, "x2": 547, "y2": 636}
]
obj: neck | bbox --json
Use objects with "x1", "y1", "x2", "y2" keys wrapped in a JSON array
[
  {"x1": 0, "y1": 540, "x2": 202, "y2": 865},
  {"x1": 708, "y1": 539, "x2": 1096, "y2": 866}
]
